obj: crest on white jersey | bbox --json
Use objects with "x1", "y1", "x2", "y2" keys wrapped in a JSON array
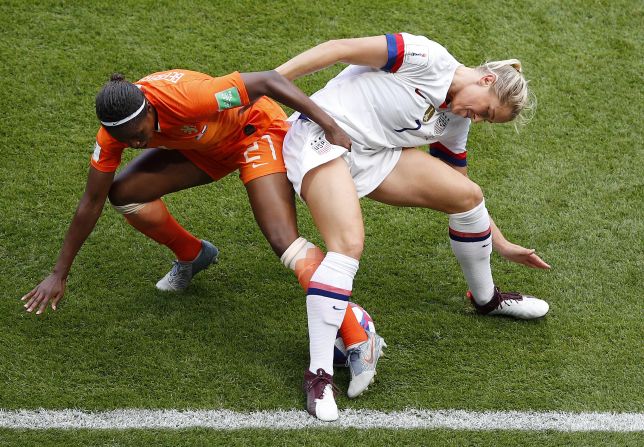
[
  {"x1": 423, "y1": 105, "x2": 436, "y2": 123},
  {"x1": 434, "y1": 113, "x2": 450, "y2": 136},
  {"x1": 310, "y1": 135, "x2": 332, "y2": 155}
]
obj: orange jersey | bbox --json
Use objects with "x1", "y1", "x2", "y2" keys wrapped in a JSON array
[{"x1": 91, "y1": 69, "x2": 287, "y2": 172}]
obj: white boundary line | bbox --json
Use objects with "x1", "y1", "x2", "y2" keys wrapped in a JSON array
[{"x1": 1, "y1": 409, "x2": 643, "y2": 431}]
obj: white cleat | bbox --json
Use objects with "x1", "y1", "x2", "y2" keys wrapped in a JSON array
[
  {"x1": 470, "y1": 287, "x2": 549, "y2": 319},
  {"x1": 303, "y1": 368, "x2": 339, "y2": 422},
  {"x1": 346, "y1": 332, "x2": 387, "y2": 398}
]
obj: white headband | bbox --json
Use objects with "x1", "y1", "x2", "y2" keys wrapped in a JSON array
[{"x1": 100, "y1": 99, "x2": 146, "y2": 127}]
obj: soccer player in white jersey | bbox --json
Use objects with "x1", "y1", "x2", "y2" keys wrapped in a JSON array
[{"x1": 276, "y1": 33, "x2": 551, "y2": 421}]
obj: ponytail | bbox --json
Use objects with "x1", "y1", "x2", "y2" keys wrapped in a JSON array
[{"x1": 477, "y1": 59, "x2": 536, "y2": 126}]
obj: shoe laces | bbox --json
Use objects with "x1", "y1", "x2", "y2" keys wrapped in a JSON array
[
  {"x1": 497, "y1": 291, "x2": 523, "y2": 309},
  {"x1": 346, "y1": 339, "x2": 370, "y2": 366},
  {"x1": 306, "y1": 369, "x2": 340, "y2": 398},
  {"x1": 347, "y1": 349, "x2": 359, "y2": 366},
  {"x1": 167, "y1": 261, "x2": 192, "y2": 288}
]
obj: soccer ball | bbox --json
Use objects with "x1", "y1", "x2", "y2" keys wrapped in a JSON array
[{"x1": 333, "y1": 302, "x2": 376, "y2": 366}]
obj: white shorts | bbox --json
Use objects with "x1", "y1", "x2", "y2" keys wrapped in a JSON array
[{"x1": 283, "y1": 117, "x2": 402, "y2": 198}]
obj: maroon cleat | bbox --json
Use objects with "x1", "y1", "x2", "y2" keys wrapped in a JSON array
[{"x1": 303, "y1": 368, "x2": 340, "y2": 421}]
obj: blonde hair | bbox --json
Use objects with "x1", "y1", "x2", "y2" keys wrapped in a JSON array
[{"x1": 477, "y1": 59, "x2": 536, "y2": 126}]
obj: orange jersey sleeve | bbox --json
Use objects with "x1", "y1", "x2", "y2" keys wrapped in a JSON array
[{"x1": 90, "y1": 126, "x2": 127, "y2": 172}]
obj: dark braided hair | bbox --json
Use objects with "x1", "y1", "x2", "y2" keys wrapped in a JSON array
[{"x1": 95, "y1": 73, "x2": 146, "y2": 126}]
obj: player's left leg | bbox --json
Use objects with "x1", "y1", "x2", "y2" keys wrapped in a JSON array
[
  {"x1": 300, "y1": 157, "x2": 364, "y2": 421},
  {"x1": 368, "y1": 148, "x2": 548, "y2": 319},
  {"x1": 245, "y1": 172, "x2": 299, "y2": 256},
  {"x1": 108, "y1": 149, "x2": 219, "y2": 291}
]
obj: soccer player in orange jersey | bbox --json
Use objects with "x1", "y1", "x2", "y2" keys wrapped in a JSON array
[{"x1": 21, "y1": 69, "x2": 376, "y2": 391}]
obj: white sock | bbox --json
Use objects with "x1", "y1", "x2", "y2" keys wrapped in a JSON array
[
  {"x1": 307, "y1": 252, "x2": 359, "y2": 374},
  {"x1": 449, "y1": 200, "x2": 495, "y2": 305}
]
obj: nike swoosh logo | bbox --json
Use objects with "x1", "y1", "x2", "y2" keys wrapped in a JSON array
[
  {"x1": 195, "y1": 124, "x2": 208, "y2": 141},
  {"x1": 252, "y1": 162, "x2": 268, "y2": 168},
  {"x1": 332, "y1": 306, "x2": 344, "y2": 311},
  {"x1": 393, "y1": 119, "x2": 422, "y2": 133},
  {"x1": 363, "y1": 338, "x2": 375, "y2": 364},
  {"x1": 482, "y1": 243, "x2": 491, "y2": 247}
]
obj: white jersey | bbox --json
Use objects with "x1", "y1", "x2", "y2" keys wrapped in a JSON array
[
  {"x1": 304, "y1": 32, "x2": 471, "y2": 167},
  {"x1": 283, "y1": 33, "x2": 471, "y2": 197}
]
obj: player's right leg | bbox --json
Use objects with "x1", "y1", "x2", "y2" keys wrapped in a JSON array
[
  {"x1": 299, "y1": 157, "x2": 365, "y2": 421},
  {"x1": 281, "y1": 234, "x2": 383, "y2": 399},
  {"x1": 368, "y1": 148, "x2": 548, "y2": 319},
  {"x1": 239, "y1": 121, "x2": 377, "y2": 398},
  {"x1": 246, "y1": 172, "x2": 373, "y2": 359},
  {"x1": 283, "y1": 117, "x2": 379, "y2": 419},
  {"x1": 108, "y1": 149, "x2": 218, "y2": 291}
]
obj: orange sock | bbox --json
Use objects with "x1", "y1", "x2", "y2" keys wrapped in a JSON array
[
  {"x1": 338, "y1": 305, "x2": 369, "y2": 350},
  {"x1": 122, "y1": 199, "x2": 202, "y2": 262},
  {"x1": 293, "y1": 245, "x2": 325, "y2": 289},
  {"x1": 284, "y1": 238, "x2": 368, "y2": 348}
]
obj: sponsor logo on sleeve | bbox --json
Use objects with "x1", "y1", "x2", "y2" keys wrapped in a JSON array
[
  {"x1": 215, "y1": 87, "x2": 242, "y2": 111},
  {"x1": 92, "y1": 142, "x2": 101, "y2": 161},
  {"x1": 404, "y1": 44, "x2": 429, "y2": 66}
]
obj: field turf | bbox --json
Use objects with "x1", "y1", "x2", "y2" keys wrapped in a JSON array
[{"x1": 0, "y1": 0, "x2": 642, "y2": 445}]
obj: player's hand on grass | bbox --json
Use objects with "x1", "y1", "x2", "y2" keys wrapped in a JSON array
[
  {"x1": 324, "y1": 125, "x2": 352, "y2": 151},
  {"x1": 496, "y1": 241, "x2": 551, "y2": 269},
  {"x1": 21, "y1": 274, "x2": 67, "y2": 315}
]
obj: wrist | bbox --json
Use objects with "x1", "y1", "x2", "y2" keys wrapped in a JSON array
[
  {"x1": 492, "y1": 238, "x2": 508, "y2": 253},
  {"x1": 52, "y1": 267, "x2": 69, "y2": 280},
  {"x1": 306, "y1": 111, "x2": 334, "y2": 130},
  {"x1": 321, "y1": 119, "x2": 342, "y2": 135}
]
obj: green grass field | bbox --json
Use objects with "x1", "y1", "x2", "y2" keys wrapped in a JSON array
[{"x1": 1, "y1": 0, "x2": 642, "y2": 445}]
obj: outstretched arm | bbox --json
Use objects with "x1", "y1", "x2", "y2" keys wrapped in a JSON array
[
  {"x1": 242, "y1": 36, "x2": 389, "y2": 149},
  {"x1": 21, "y1": 166, "x2": 114, "y2": 314},
  {"x1": 275, "y1": 36, "x2": 389, "y2": 81},
  {"x1": 241, "y1": 71, "x2": 351, "y2": 149}
]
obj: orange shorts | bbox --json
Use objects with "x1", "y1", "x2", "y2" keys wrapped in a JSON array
[{"x1": 179, "y1": 119, "x2": 290, "y2": 185}]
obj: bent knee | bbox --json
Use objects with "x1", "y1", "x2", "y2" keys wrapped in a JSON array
[
  {"x1": 467, "y1": 182, "x2": 484, "y2": 209},
  {"x1": 107, "y1": 179, "x2": 132, "y2": 206},
  {"x1": 108, "y1": 176, "x2": 160, "y2": 206},
  {"x1": 452, "y1": 181, "x2": 484, "y2": 213},
  {"x1": 328, "y1": 235, "x2": 364, "y2": 260}
]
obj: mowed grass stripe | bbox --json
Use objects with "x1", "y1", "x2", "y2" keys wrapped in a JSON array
[{"x1": 1, "y1": 409, "x2": 642, "y2": 432}]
